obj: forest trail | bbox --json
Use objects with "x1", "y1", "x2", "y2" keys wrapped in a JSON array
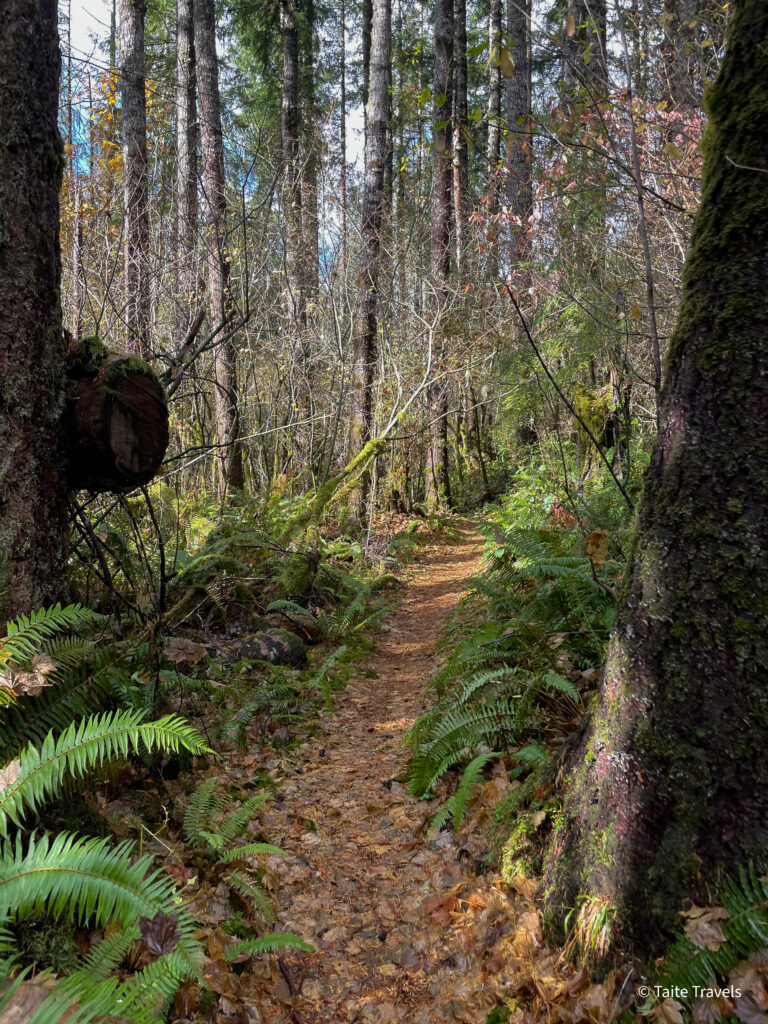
[{"x1": 240, "y1": 523, "x2": 543, "y2": 1024}]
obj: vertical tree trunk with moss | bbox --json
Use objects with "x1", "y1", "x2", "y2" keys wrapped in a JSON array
[
  {"x1": 120, "y1": 0, "x2": 151, "y2": 356},
  {"x1": 0, "y1": 0, "x2": 69, "y2": 618},
  {"x1": 425, "y1": 0, "x2": 453, "y2": 511},
  {"x1": 545, "y1": 0, "x2": 768, "y2": 955},
  {"x1": 194, "y1": 0, "x2": 244, "y2": 494},
  {"x1": 349, "y1": 0, "x2": 391, "y2": 515}
]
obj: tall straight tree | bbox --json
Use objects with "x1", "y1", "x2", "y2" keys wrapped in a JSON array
[
  {"x1": 194, "y1": 0, "x2": 244, "y2": 493},
  {"x1": 0, "y1": 0, "x2": 69, "y2": 617},
  {"x1": 506, "y1": 0, "x2": 532, "y2": 264},
  {"x1": 546, "y1": 0, "x2": 768, "y2": 955},
  {"x1": 349, "y1": 0, "x2": 391, "y2": 508},
  {"x1": 486, "y1": 0, "x2": 502, "y2": 279},
  {"x1": 452, "y1": 0, "x2": 468, "y2": 277},
  {"x1": 120, "y1": 0, "x2": 151, "y2": 355},
  {"x1": 425, "y1": 0, "x2": 453, "y2": 509},
  {"x1": 281, "y1": 0, "x2": 308, "y2": 409},
  {"x1": 176, "y1": 0, "x2": 198, "y2": 341}
]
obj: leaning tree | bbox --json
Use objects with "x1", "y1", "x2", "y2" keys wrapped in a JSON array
[
  {"x1": 545, "y1": 0, "x2": 768, "y2": 956},
  {"x1": 0, "y1": 0, "x2": 69, "y2": 619}
]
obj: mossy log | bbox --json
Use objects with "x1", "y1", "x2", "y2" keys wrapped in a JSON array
[{"x1": 66, "y1": 342, "x2": 169, "y2": 492}]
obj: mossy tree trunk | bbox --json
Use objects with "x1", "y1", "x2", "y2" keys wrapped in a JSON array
[
  {"x1": 544, "y1": 0, "x2": 768, "y2": 957},
  {"x1": 425, "y1": 0, "x2": 453, "y2": 511},
  {"x1": 0, "y1": 0, "x2": 69, "y2": 618}
]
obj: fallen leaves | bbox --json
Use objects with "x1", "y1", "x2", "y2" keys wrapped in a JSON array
[{"x1": 681, "y1": 905, "x2": 730, "y2": 952}]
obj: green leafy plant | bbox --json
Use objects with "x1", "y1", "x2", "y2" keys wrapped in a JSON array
[
  {"x1": 181, "y1": 778, "x2": 313, "y2": 958},
  {"x1": 0, "y1": 708, "x2": 211, "y2": 1023}
]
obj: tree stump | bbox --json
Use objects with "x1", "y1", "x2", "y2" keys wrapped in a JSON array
[{"x1": 66, "y1": 340, "x2": 169, "y2": 492}]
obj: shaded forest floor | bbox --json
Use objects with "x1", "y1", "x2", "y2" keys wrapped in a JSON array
[{"x1": 194, "y1": 523, "x2": 580, "y2": 1024}]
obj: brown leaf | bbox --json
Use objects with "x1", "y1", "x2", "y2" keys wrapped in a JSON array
[
  {"x1": 0, "y1": 760, "x2": 21, "y2": 792},
  {"x1": 683, "y1": 907, "x2": 730, "y2": 951},
  {"x1": 0, "y1": 653, "x2": 58, "y2": 696},
  {"x1": 139, "y1": 910, "x2": 182, "y2": 958},
  {"x1": 734, "y1": 992, "x2": 768, "y2": 1024},
  {"x1": 584, "y1": 531, "x2": 609, "y2": 567},
  {"x1": 510, "y1": 874, "x2": 540, "y2": 900},
  {"x1": 651, "y1": 999, "x2": 685, "y2": 1024},
  {"x1": 566, "y1": 13, "x2": 576, "y2": 36},
  {"x1": 693, "y1": 995, "x2": 731, "y2": 1024},
  {"x1": 165, "y1": 636, "x2": 208, "y2": 664}
]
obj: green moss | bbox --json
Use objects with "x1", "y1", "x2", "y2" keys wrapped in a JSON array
[
  {"x1": 67, "y1": 335, "x2": 110, "y2": 376},
  {"x1": 102, "y1": 355, "x2": 160, "y2": 387}
]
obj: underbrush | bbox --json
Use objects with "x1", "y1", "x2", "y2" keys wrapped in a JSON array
[
  {"x1": 0, "y1": 484, "x2": 445, "y2": 1021},
  {"x1": 407, "y1": 455, "x2": 634, "y2": 845}
]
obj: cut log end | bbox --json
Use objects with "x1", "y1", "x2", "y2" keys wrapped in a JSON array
[{"x1": 67, "y1": 350, "x2": 169, "y2": 493}]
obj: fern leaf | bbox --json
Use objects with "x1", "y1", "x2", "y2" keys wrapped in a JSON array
[
  {"x1": 225, "y1": 932, "x2": 314, "y2": 958},
  {"x1": 219, "y1": 842, "x2": 286, "y2": 864},
  {"x1": 429, "y1": 751, "x2": 500, "y2": 833},
  {"x1": 0, "y1": 710, "x2": 211, "y2": 836}
]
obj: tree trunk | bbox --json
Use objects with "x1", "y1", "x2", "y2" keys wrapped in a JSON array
[
  {"x1": 281, "y1": 0, "x2": 308, "y2": 434},
  {"x1": 545, "y1": 0, "x2": 768, "y2": 956},
  {"x1": 194, "y1": 0, "x2": 244, "y2": 494},
  {"x1": 486, "y1": 0, "x2": 502, "y2": 279},
  {"x1": 0, "y1": 0, "x2": 69, "y2": 618},
  {"x1": 425, "y1": 0, "x2": 453, "y2": 510},
  {"x1": 176, "y1": 0, "x2": 198, "y2": 342},
  {"x1": 506, "y1": 0, "x2": 532, "y2": 266},
  {"x1": 349, "y1": 0, "x2": 391, "y2": 512},
  {"x1": 120, "y1": 0, "x2": 151, "y2": 356},
  {"x1": 339, "y1": 0, "x2": 348, "y2": 281},
  {"x1": 452, "y1": 0, "x2": 468, "y2": 278}
]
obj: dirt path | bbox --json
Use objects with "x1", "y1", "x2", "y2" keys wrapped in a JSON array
[{"x1": 238, "y1": 523, "x2": 541, "y2": 1024}]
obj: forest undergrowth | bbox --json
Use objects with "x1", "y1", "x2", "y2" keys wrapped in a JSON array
[{"x1": 1, "y1": 464, "x2": 767, "y2": 1024}]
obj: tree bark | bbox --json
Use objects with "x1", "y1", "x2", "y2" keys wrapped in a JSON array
[
  {"x1": 545, "y1": 0, "x2": 768, "y2": 956},
  {"x1": 506, "y1": 0, "x2": 532, "y2": 266},
  {"x1": 425, "y1": 0, "x2": 453, "y2": 510},
  {"x1": 349, "y1": 0, "x2": 391, "y2": 511},
  {"x1": 281, "y1": 0, "x2": 308, "y2": 417},
  {"x1": 486, "y1": 0, "x2": 502, "y2": 279},
  {"x1": 120, "y1": 0, "x2": 151, "y2": 356},
  {"x1": 452, "y1": 0, "x2": 468, "y2": 278},
  {"x1": 194, "y1": 0, "x2": 244, "y2": 493},
  {"x1": 0, "y1": 0, "x2": 69, "y2": 618},
  {"x1": 176, "y1": 0, "x2": 198, "y2": 342}
]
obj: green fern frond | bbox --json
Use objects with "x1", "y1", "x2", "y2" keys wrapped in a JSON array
[
  {"x1": 225, "y1": 931, "x2": 314, "y2": 959},
  {"x1": 0, "y1": 831, "x2": 190, "y2": 931},
  {"x1": 310, "y1": 645, "x2": 348, "y2": 710},
  {"x1": 409, "y1": 701, "x2": 519, "y2": 796},
  {"x1": 227, "y1": 870, "x2": 276, "y2": 923},
  {"x1": 182, "y1": 777, "x2": 226, "y2": 845},
  {"x1": 1, "y1": 605, "x2": 98, "y2": 668},
  {"x1": 219, "y1": 842, "x2": 285, "y2": 864},
  {"x1": 0, "y1": 710, "x2": 211, "y2": 836},
  {"x1": 218, "y1": 793, "x2": 271, "y2": 846},
  {"x1": 429, "y1": 751, "x2": 500, "y2": 833},
  {"x1": 540, "y1": 672, "x2": 580, "y2": 702}
]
